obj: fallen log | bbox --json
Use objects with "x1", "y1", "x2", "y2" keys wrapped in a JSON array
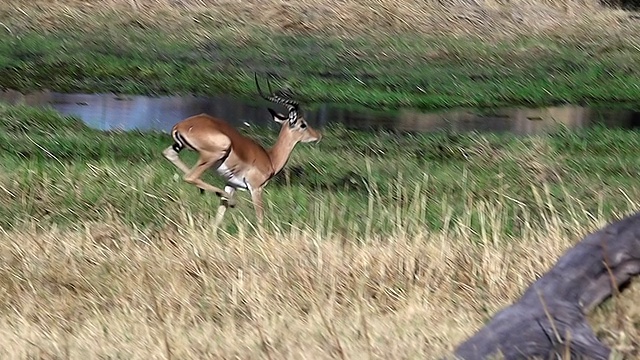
[{"x1": 454, "y1": 210, "x2": 640, "y2": 360}]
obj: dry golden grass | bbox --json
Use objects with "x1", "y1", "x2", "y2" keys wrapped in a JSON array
[
  {"x1": 2, "y1": 0, "x2": 638, "y2": 40},
  {"x1": 1, "y1": 197, "x2": 638, "y2": 359}
]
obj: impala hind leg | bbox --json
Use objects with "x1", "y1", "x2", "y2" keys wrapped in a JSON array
[
  {"x1": 165, "y1": 146, "x2": 207, "y2": 195},
  {"x1": 183, "y1": 153, "x2": 234, "y2": 199},
  {"x1": 163, "y1": 144, "x2": 234, "y2": 199},
  {"x1": 163, "y1": 146, "x2": 190, "y2": 173}
]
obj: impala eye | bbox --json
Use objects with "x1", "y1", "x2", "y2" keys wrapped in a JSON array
[{"x1": 300, "y1": 122, "x2": 307, "y2": 129}]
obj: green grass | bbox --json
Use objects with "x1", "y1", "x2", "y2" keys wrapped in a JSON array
[
  {"x1": 1, "y1": 103, "x2": 638, "y2": 237},
  {"x1": 2, "y1": 0, "x2": 640, "y2": 111},
  {"x1": 2, "y1": 27, "x2": 640, "y2": 111}
]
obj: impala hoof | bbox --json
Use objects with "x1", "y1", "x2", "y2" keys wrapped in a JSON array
[{"x1": 222, "y1": 197, "x2": 237, "y2": 208}]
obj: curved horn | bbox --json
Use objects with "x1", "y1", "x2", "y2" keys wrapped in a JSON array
[
  {"x1": 255, "y1": 73, "x2": 271, "y2": 102},
  {"x1": 254, "y1": 73, "x2": 299, "y2": 112},
  {"x1": 273, "y1": 90, "x2": 299, "y2": 109}
]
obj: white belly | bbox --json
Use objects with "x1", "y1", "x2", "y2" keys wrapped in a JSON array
[{"x1": 215, "y1": 163, "x2": 249, "y2": 190}]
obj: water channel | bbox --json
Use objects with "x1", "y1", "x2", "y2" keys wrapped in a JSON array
[{"x1": 1, "y1": 90, "x2": 639, "y2": 135}]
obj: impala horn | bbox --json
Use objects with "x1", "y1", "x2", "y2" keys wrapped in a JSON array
[
  {"x1": 255, "y1": 74, "x2": 297, "y2": 107},
  {"x1": 255, "y1": 73, "x2": 300, "y2": 125}
]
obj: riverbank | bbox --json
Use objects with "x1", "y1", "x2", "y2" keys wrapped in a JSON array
[{"x1": 1, "y1": 1, "x2": 639, "y2": 110}]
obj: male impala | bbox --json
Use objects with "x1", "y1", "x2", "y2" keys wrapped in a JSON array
[{"x1": 162, "y1": 74, "x2": 322, "y2": 225}]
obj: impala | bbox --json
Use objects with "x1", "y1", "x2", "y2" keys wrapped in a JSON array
[{"x1": 162, "y1": 74, "x2": 322, "y2": 226}]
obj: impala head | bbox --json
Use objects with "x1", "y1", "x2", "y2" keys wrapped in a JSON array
[{"x1": 255, "y1": 74, "x2": 322, "y2": 143}]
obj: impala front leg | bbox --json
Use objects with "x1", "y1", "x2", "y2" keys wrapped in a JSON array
[
  {"x1": 220, "y1": 186, "x2": 237, "y2": 208},
  {"x1": 250, "y1": 187, "x2": 264, "y2": 225},
  {"x1": 214, "y1": 186, "x2": 236, "y2": 229}
]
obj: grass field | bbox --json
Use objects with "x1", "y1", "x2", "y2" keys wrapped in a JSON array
[
  {"x1": 1, "y1": 1, "x2": 640, "y2": 110},
  {"x1": 1, "y1": 103, "x2": 640, "y2": 357},
  {"x1": 2, "y1": 0, "x2": 640, "y2": 357}
]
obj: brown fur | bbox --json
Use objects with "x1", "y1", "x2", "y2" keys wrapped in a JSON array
[{"x1": 162, "y1": 111, "x2": 321, "y2": 226}]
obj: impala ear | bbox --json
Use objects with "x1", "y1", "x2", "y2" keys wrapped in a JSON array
[{"x1": 268, "y1": 108, "x2": 288, "y2": 123}]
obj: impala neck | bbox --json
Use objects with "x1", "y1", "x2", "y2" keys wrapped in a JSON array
[{"x1": 268, "y1": 125, "x2": 299, "y2": 175}]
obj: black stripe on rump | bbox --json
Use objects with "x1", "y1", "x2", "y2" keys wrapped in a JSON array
[{"x1": 172, "y1": 130, "x2": 196, "y2": 152}]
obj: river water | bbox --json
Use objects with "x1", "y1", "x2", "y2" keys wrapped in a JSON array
[{"x1": 1, "y1": 90, "x2": 639, "y2": 135}]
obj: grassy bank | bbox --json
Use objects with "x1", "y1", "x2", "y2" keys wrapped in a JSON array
[
  {"x1": 1, "y1": 1, "x2": 640, "y2": 110},
  {"x1": 1, "y1": 104, "x2": 639, "y2": 357},
  {"x1": 2, "y1": 103, "x2": 640, "y2": 234}
]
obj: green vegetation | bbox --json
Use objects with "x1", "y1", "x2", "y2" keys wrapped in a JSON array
[
  {"x1": 1, "y1": 1, "x2": 640, "y2": 110},
  {"x1": 2, "y1": 29, "x2": 640, "y2": 111},
  {"x1": 2, "y1": 103, "x2": 638, "y2": 236}
]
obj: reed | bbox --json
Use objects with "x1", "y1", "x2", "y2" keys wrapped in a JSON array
[{"x1": 0, "y1": 187, "x2": 636, "y2": 358}]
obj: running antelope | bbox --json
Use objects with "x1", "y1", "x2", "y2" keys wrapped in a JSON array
[{"x1": 162, "y1": 74, "x2": 322, "y2": 226}]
